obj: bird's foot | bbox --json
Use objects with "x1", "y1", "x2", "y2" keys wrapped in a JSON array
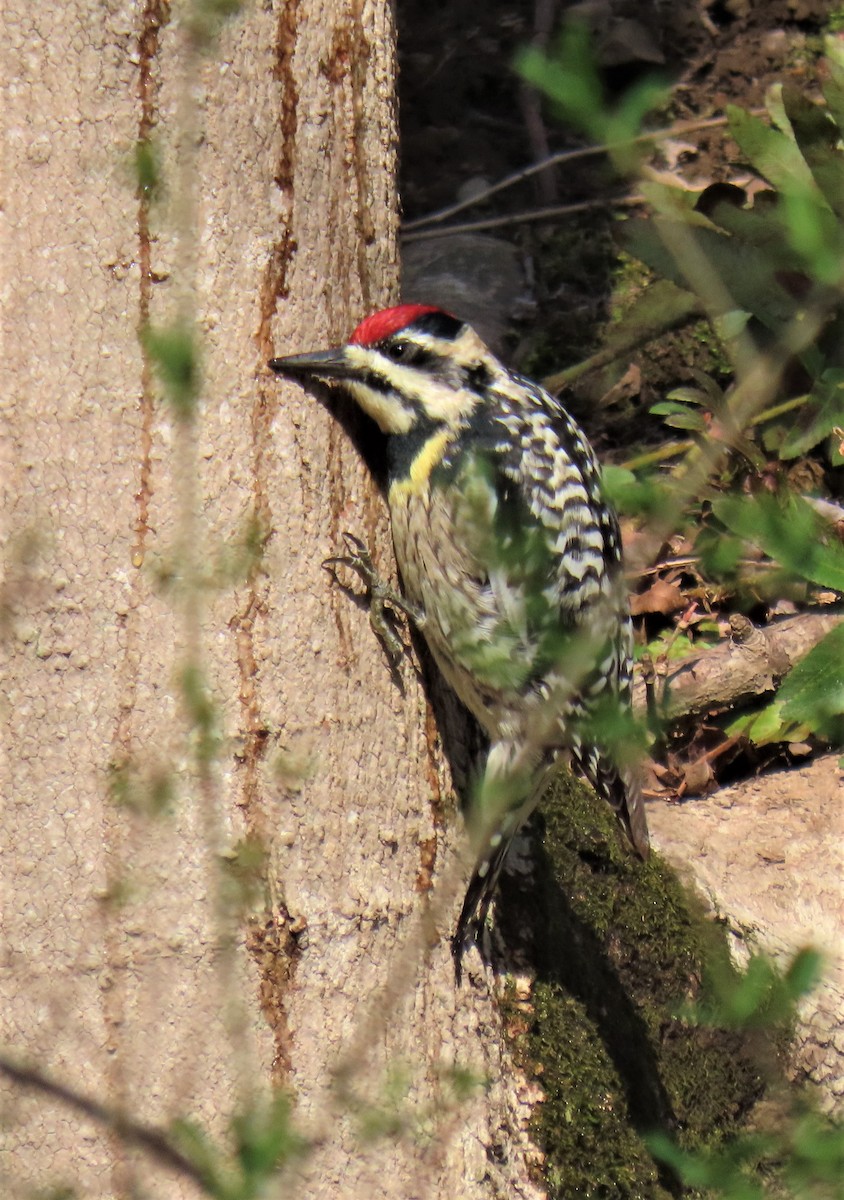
[{"x1": 323, "y1": 532, "x2": 424, "y2": 665}]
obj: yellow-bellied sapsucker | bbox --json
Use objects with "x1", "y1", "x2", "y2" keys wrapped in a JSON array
[{"x1": 269, "y1": 305, "x2": 649, "y2": 965}]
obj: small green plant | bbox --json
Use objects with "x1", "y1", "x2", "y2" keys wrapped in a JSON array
[
  {"x1": 624, "y1": 72, "x2": 844, "y2": 469},
  {"x1": 520, "y1": 25, "x2": 844, "y2": 768},
  {"x1": 169, "y1": 1093, "x2": 307, "y2": 1200},
  {"x1": 516, "y1": 20, "x2": 671, "y2": 175}
]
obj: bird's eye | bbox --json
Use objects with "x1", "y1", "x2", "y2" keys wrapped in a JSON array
[{"x1": 386, "y1": 340, "x2": 410, "y2": 362}]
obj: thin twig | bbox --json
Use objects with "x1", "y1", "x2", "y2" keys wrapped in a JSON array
[
  {"x1": 634, "y1": 555, "x2": 700, "y2": 578},
  {"x1": 401, "y1": 195, "x2": 641, "y2": 243},
  {"x1": 543, "y1": 283, "x2": 702, "y2": 392},
  {"x1": 622, "y1": 440, "x2": 695, "y2": 471},
  {"x1": 0, "y1": 1056, "x2": 208, "y2": 1188},
  {"x1": 620, "y1": 396, "x2": 813, "y2": 471},
  {"x1": 402, "y1": 112, "x2": 756, "y2": 233}
]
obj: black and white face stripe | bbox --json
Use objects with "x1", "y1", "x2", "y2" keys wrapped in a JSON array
[
  {"x1": 342, "y1": 321, "x2": 500, "y2": 433},
  {"x1": 271, "y1": 309, "x2": 503, "y2": 435}
]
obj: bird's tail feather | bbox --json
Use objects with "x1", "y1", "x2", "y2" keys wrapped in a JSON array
[{"x1": 573, "y1": 745, "x2": 650, "y2": 859}]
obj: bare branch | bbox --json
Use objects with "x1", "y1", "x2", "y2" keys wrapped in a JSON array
[
  {"x1": 635, "y1": 609, "x2": 844, "y2": 721},
  {"x1": 402, "y1": 112, "x2": 755, "y2": 234}
]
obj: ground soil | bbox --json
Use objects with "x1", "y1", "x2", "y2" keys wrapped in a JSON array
[
  {"x1": 396, "y1": 0, "x2": 834, "y2": 223},
  {"x1": 395, "y1": 0, "x2": 837, "y2": 384}
]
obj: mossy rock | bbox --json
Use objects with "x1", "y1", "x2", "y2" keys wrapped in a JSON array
[{"x1": 497, "y1": 774, "x2": 783, "y2": 1199}]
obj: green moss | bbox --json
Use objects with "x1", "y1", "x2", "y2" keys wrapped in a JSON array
[
  {"x1": 498, "y1": 774, "x2": 779, "y2": 1199},
  {"x1": 607, "y1": 251, "x2": 655, "y2": 320},
  {"x1": 529, "y1": 981, "x2": 668, "y2": 1198}
]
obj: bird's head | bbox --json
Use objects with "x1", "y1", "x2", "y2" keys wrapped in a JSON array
[{"x1": 269, "y1": 305, "x2": 499, "y2": 435}]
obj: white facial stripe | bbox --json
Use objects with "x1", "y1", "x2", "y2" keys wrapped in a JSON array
[
  {"x1": 408, "y1": 373, "x2": 479, "y2": 424},
  {"x1": 345, "y1": 328, "x2": 489, "y2": 427},
  {"x1": 345, "y1": 378, "x2": 414, "y2": 434}
]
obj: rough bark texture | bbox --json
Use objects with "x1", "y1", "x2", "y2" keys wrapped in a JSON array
[{"x1": 0, "y1": 3, "x2": 542, "y2": 1197}]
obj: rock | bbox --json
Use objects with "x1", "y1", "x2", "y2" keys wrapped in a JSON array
[{"x1": 647, "y1": 753, "x2": 844, "y2": 1113}]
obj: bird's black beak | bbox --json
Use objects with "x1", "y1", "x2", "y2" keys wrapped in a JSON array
[{"x1": 268, "y1": 348, "x2": 356, "y2": 381}]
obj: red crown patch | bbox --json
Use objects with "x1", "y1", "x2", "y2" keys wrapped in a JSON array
[{"x1": 349, "y1": 304, "x2": 444, "y2": 346}]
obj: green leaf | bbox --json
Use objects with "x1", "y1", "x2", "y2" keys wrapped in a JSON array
[
  {"x1": 699, "y1": 187, "x2": 789, "y2": 247},
  {"x1": 663, "y1": 387, "x2": 709, "y2": 407},
  {"x1": 168, "y1": 1118, "x2": 228, "y2": 1194},
  {"x1": 621, "y1": 218, "x2": 807, "y2": 336},
  {"x1": 784, "y1": 947, "x2": 824, "y2": 1000},
  {"x1": 712, "y1": 492, "x2": 844, "y2": 592},
  {"x1": 134, "y1": 137, "x2": 162, "y2": 201},
  {"x1": 786, "y1": 1111, "x2": 844, "y2": 1188},
  {"x1": 821, "y1": 49, "x2": 844, "y2": 133},
  {"x1": 179, "y1": 664, "x2": 220, "y2": 766},
  {"x1": 639, "y1": 180, "x2": 709, "y2": 222},
  {"x1": 143, "y1": 323, "x2": 200, "y2": 418},
  {"x1": 650, "y1": 400, "x2": 692, "y2": 415},
  {"x1": 713, "y1": 309, "x2": 752, "y2": 342},
  {"x1": 662, "y1": 411, "x2": 707, "y2": 432},
  {"x1": 639, "y1": 630, "x2": 716, "y2": 661},
  {"x1": 778, "y1": 369, "x2": 844, "y2": 460},
  {"x1": 727, "y1": 103, "x2": 817, "y2": 195},
  {"x1": 647, "y1": 1130, "x2": 768, "y2": 1198},
  {"x1": 515, "y1": 20, "x2": 667, "y2": 173},
  {"x1": 781, "y1": 184, "x2": 844, "y2": 284},
  {"x1": 608, "y1": 78, "x2": 670, "y2": 149},
  {"x1": 691, "y1": 949, "x2": 822, "y2": 1031},
  {"x1": 778, "y1": 623, "x2": 844, "y2": 741},
  {"x1": 724, "y1": 699, "x2": 810, "y2": 747},
  {"x1": 232, "y1": 1093, "x2": 305, "y2": 1181},
  {"x1": 599, "y1": 466, "x2": 671, "y2": 519},
  {"x1": 697, "y1": 527, "x2": 744, "y2": 581},
  {"x1": 782, "y1": 84, "x2": 844, "y2": 222},
  {"x1": 515, "y1": 22, "x2": 603, "y2": 138}
]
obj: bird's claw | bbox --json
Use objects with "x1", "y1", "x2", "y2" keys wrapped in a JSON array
[
  {"x1": 322, "y1": 532, "x2": 375, "y2": 584},
  {"x1": 322, "y1": 532, "x2": 423, "y2": 665}
]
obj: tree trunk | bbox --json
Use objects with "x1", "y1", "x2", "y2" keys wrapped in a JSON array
[
  {"x1": 8, "y1": 7, "x2": 829, "y2": 1199},
  {"x1": 0, "y1": 3, "x2": 542, "y2": 1196}
]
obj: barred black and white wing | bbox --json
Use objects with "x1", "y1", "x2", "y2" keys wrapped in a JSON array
[{"x1": 441, "y1": 379, "x2": 649, "y2": 949}]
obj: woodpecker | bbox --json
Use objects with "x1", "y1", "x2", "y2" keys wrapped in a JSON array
[{"x1": 269, "y1": 305, "x2": 649, "y2": 964}]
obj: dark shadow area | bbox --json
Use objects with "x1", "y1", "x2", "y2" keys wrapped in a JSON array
[
  {"x1": 395, "y1": 0, "x2": 714, "y2": 223},
  {"x1": 393, "y1": 0, "x2": 833, "y2": 462},
  {"x1": 528, "y1": 834, "x2": 675, "y2": 1135},
  {"x1": 393, "y1": 0, "x2": 717, "y2": 404},
  {"x1": 490, "y1": 777, "x2": 770, "y2": 1198}
]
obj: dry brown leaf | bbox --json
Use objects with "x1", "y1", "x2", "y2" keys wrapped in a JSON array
[
  {"x1": 630, "y1": 577, "x2": 686, "y2": 616},
  {"x1": 598, "y1": 362, "x2": 642, "y2": 409}
]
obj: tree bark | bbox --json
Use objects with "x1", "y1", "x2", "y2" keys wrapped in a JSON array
[{"x1": 1, "y1": 4, "x2": 543, "y2": 1197}]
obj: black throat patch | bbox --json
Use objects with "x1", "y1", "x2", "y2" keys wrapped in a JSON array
[{"x1": 386, "y1": 413, "x2": 450, "y2": 484}]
